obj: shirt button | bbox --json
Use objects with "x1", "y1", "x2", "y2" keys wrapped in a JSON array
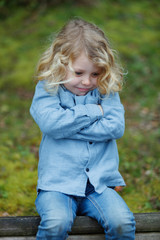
[
  {"x1": 86, "y1": 168, "x2": 89, "y2": 172},
  {"x1": 89, "y1": 142, "x2": 93, "y2": 144}
]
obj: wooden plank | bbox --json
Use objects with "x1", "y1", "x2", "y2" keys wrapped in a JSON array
[
  {"x1": 0, "y1": 236, "x2": 104, "y2": 240},
  {"x1": 134, "y1": 213, "x2": 160, "y2": 232},
  {"x1": 0, "y1": 216, "x2": 103, "y2": 236},
  {"x1": 0, "y1": 233, "x2": 160, "y2": 240},
  {"x1": 71, "y1": 216, "x2": 103, "y2": 234},
  {"x1": 135, "y1": 232, "x2": 160, "y2": 240},
  {"x1": 0, "y1": 213, "x2": 160, "y2": 237},
  {"x1": 0, "y1": 237, "x2": 103, "y2": 240},
  {"x1": 0, "y1": 217, "x2": 40, "y2": 237},
  {"x1": 68, "y1": 234, "x2": 105, "y2": 240},
  {"x1": 0, "y1": 238, "x2": 36, "y2": 240}
]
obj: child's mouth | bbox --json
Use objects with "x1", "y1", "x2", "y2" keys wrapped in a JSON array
[{"x1": 77, "y1": 88, "x2": 90, "y2": 92}]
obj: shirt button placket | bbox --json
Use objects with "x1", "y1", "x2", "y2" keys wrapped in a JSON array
[{"x1": 86, "y1": 142, "x2": 92, "y2": 173}]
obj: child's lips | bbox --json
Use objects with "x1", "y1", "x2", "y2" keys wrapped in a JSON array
[{"x1": 77, "y1": 88, "x2": 90, "y2": 92}]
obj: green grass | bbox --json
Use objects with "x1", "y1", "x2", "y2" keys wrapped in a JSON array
[{"x1": 0, "y1": 0, "x2": 159, "y2": 216}]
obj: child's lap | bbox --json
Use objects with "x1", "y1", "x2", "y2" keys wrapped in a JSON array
[{"x1": 35, "y1": 187, "x2": 132, "y2": 222}]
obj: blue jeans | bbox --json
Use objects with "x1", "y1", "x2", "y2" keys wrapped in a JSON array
[{"x1": 35, "y1": 184, "x2": 135, "y2": 240}]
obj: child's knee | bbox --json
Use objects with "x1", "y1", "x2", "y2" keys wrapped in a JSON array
[
  {"x1": 39, "y1": 211, "x2": 72, "y2": 237},
  {"x1": 105, "y1": 211, "x2": 135, "y2": 239},
  {"x1": 114, "y1": 216, "x2": 135, "y2": 236}
]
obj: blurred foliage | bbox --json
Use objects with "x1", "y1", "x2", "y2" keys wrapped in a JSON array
[
  {"x1": 0, "y1": 0, "x2": 160, "y2": 216},
  {"x1": 0, "y1": 0, "x2": 97, "y2": 19}
]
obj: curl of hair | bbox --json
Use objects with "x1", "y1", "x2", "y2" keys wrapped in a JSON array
[{"x1": 36, "y1": 18, "x2": 124, "y2": 95}]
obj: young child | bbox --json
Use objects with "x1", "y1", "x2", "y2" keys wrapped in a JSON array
[{"x1": 30, "y1": 18, "x2": 135, "y2": 240}]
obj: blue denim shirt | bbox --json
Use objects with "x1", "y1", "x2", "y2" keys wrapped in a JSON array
[{"x1": 30, "y1": 81, "x2": 125, "y2": 196}]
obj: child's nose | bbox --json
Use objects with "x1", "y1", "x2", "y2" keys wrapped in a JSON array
[{"x1": 81, "y1": 76, "x2": 91, "y2": 85}]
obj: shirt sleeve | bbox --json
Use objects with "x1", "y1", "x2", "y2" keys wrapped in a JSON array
[
  {"x1": 65, "y1": 92, "x2": 125, "y2": 142},
  {"x1": 30, "y1": 81, "x2": 103, "y2": 139}
]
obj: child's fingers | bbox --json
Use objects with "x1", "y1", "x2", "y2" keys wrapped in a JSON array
[
  {"x1": 98, "y1": 105, "x2": 104, "y2": 115},
  {"x1": 114, "y1": 186, "x2": 123, "y2": 192}
]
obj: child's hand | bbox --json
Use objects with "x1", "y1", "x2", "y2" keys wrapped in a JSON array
[
  {"x1": 115, "y1": 186, "x2": 123, "y2": 192},
  {"x1": 98, "y1": 105, "x2": 104, "y2": 115}
]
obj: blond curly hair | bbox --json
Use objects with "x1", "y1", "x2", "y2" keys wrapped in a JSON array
[{"x1": 36, "y1": 18, "x2": 123, "y2": 95}]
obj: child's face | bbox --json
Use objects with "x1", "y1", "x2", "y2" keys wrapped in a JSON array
[{"x1": 64, "y1": 52, "x2": 101, "y2": 96}]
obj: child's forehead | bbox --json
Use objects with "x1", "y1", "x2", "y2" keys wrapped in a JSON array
[
  {"x1": 70, "y1": 54, "x2": 101, "y2": 72},
  {"x1": 71, "y1": 52, "x2": 91, "y2": 64}
]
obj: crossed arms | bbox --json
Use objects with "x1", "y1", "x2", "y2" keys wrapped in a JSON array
[{"x1": 30, "y1": 81, "x2": 125, "y2": 142}]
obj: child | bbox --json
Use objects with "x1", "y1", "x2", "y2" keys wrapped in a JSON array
[{"x1": 30, "y1": 18, "x2": 135, "y2": 239}]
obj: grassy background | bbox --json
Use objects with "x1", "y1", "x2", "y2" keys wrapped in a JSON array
[{"x1": 0, "y1": 0, "x2": 160, "y2": 216}]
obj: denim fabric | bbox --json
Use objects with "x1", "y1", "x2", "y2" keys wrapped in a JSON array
[
  {"x1": 30, "y1": 81, "x2": 125, "y2": 196},
  {"x1": 35, "y1": 183, "x2": 135, "y2": 240}
]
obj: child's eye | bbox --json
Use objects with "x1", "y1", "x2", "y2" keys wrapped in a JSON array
[
  {"x1": 92, "y1": 72, "x2": 100, "y2": 77},
  {"x1": 75, "y1": 72, "x2": 83, "y2": 76}
]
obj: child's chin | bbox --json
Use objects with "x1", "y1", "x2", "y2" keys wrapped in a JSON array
[{"x1": 76, "y1": 92, "x2": 88, "y2": 96}]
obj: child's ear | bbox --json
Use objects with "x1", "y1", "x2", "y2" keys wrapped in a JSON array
[{"x1": 115, "y1": 186, "x2": 123, "y2": 192}]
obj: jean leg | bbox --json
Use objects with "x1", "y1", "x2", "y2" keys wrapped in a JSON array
[
  {"x1": 79, "y1": 187, "x2": 135, "y2": 240},
  {"x1": 35, "y1": 190, "x2": 77, "y2": 240}
]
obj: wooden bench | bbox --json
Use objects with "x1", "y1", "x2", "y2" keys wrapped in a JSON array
[{"x1": 0, "y1": 213, "x2": 160, "y2": 239}]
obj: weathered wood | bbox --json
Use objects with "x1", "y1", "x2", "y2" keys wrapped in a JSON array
[
  {"x1": 0, "y1": 236, "x2": 105, "y2": 240},
  {"x1": 0, "y1": 233, "x2": 160, "y2": 240},
  {"x1": 0, "y1": 216, "x2": 40, "y2": 237},
  {"x1": 0, "y1": 238, "x2": 36, "y2": 240},
  {"x1": 0, "y1": 236, "x2": 104, "y2": 240},
  {"x1": 0, "y1": 234, "x2": 105, "y2": 240},
  {"x1": 135, "y1": 232, "x2": 160, "y2": 240},
  {"x1": 134, "y1": 213, "x2": 160, "y2": 232},
  {"x1": 0, "y1": 213, "x2": 160, "y2": 238},
  {"x1": 0, "y1": 216, "x2": 103, "y2": 236}
]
